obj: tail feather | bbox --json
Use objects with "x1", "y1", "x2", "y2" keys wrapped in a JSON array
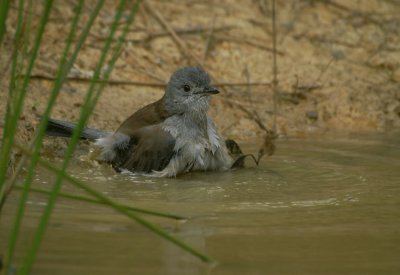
[{"x1": 46, "y1": 118, "x2": 108, "y2": 140}]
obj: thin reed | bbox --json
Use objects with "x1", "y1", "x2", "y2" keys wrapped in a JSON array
[{"x1": 0, "y1": 1, "x2": 211, "y2": 274}]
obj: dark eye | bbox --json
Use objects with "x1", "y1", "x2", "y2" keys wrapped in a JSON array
[{"x1": 183, "y1": 84, "x2": 191, "y2": 92}]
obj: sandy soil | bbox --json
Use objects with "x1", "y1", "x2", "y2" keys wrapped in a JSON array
[{"x1": 1, "y1": 0, "x2": 400, "y2": 147}]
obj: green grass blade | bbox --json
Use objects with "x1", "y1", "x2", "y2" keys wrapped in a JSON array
[
  {"x1": 0, "y1": 0, "x2": 53, "y2": 191},
  {"x1": 0, "y1": 0, "x2": 33, "y2": 211},
  {"x1": 13, "y1": 185, "x2": 187, "y2": 220},
  {"x1": 14, "y1": 0, "x2": 34, "y2": 101},
  {"x1": 6, "y1": 0, "x2": 104, "y2": 272},
  {"x1": 19, "y1": 1, "x2": 133, "y2": 272},
  {"x1": 0, "y1": 0, "x2": 85, "y2": 210},
  {"x1": 0, "y1": 0, "x2": 11, "y2": 42},
  {"x1": 0, "y1": 0, "x2": 25, "y2": 203},
  {"x1": 89, "y1": 0, "x2": 141, "y2": 109},
  {"x1": 5, "y1": 0, "x2": 211, "y2": 271},
  {"x1": 14, "y1": 143, "x2": 212, "y2": 263},
  {"x1": 2, "y1": 1, "x2": 54, "y2": 272},
  {"x1": 4, "y1": 0, "x2": 107, "y2": 272}
]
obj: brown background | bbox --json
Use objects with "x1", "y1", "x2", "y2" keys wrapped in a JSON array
[{"x1": 1, "y1": 0, "x2": 400, "y2": 144}]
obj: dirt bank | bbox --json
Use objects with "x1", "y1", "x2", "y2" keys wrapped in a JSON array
[{"x1": 1, "y1": 0, "x2": 400, "y2": 146}]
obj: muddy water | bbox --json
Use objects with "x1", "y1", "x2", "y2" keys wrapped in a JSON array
[{"x1": 1, "y1": 133, "x2": 400, "y2": 274}]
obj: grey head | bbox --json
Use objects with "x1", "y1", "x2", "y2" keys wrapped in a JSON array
[{"x1": 163, "y1": 67, "x2": 219, "y2": 115}]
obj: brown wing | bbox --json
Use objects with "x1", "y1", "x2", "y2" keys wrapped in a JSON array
[
  {"x1": 116, "y1": 125, "x2": 176, "y2": 173},
  {"x1": 116, "y1": 98, "x2": 169, "y2": 137}
]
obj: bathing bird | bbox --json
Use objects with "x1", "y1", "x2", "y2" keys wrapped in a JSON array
[{"x1": 46, "y1": 67, "x2": 244, "y2": 177}]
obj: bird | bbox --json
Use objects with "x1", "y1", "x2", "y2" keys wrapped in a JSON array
[{"x1": 46, "y1": 67, "x2": 245, "y2": 177}]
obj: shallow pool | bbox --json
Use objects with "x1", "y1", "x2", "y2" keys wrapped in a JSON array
[{"x1": 1, "y1": 132, "x2": 400, "y2": 274}]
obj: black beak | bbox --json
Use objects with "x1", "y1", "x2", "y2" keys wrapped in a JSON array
[{"x1": 202, "y1": 86, "x2": 219, "y2": 95}]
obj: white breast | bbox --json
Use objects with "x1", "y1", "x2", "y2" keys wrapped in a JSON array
[{"x1": 154, "y1": 115, "x2": 233, "y2": 177}]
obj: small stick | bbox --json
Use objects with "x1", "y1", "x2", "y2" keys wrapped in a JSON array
[
  {"x1": 215, "y1": 35, "x2": 285, "y2": 55},
  {"x1": 201, "y1": 16, "x2": 217, "y2": 65},
  {"x1": 216, "y1": 81, "x2": 271, "y2": 87},
  {"x1": 89, "y1": 26, "x2": 234, "y2": 43},
  {"x1": 27, "y1": 74, "x2": 166, "y2": 87},
  {"x1": 231, "y1": 154, "x2": 259, "y2": 168},
  {"x1": 244, "y1": 66, "x2": 261, "y2": 121},
  {"x1": 27, "y1": 74, "x2": 272, "y2": 87},
  {"x1": 132, "y1": 66, "x2": 167, "y2": 84},
  {"x1": 140, "y1": 2, "x2": 153, "y2": 37},
  {"x1": 271, "y1": 0, "x2": 278, "y2": 132},
  {"x1": 143, "y1": 2, "x2": 229, "y2": 94},
  {"x1": 314, "y1": 57, "x2": 334, "y2": 84},
  {"x1": 219, "y1": 97, "x2": 266, "y2": 108},
  {"x1": 224, "y1": 97, "x2": 270, "y2": 133},
  {"x1": 0, "y1": 148, "x2": 31, "y2": 209},
  {"x1": 144, "y1": 2, "x2": 200, "y2": 65}
]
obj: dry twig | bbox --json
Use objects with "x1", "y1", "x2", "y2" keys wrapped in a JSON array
[
  {"x1": 271, "y1": 0, "x2": 278, "y2": 132},
  {"x1": 215, "y1": 34, "x2": 285, "y2": 55},
  {"x1": 143, "y1": 1, "x2": 233, "y2": 95},
  {"x1": 131, "y1": 66, "x2": 167, "y2": 84},
  {"x1": 27, "y1": 74, "x2": 271, "y2": 88},
  {"x1": 89, "y1": 25, "x2": 234, "y2": 44},
  {"x1": 201, "y1": 16, "x2": 217, "y2": 66},
  {"x1": 144, "y1": 2, "x2": 201, "y2": 65}
]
